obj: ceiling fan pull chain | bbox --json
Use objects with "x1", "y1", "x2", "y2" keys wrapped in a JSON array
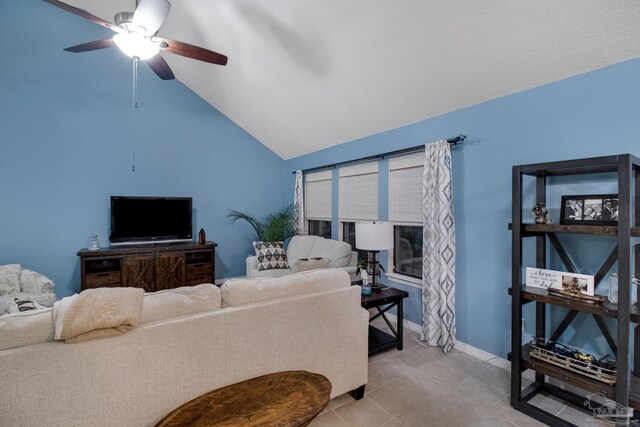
[
  {"x1": 132, "y1": 57, "x2": 139, "y2": 172},
  {"x1": 133, "y1": 56, "x2": 139, "y2": 110}
]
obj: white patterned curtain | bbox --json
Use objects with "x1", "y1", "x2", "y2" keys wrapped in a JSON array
[
  {"x1": 294, "y1": 171, "x2": 306, "y2": 235},
  {"x1": 422, "y1": 140, "x2": 456, "y2": 353}
]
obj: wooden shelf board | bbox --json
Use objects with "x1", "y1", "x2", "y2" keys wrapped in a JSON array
[
  {"x1": 516, "y1": 154, "x2": 640, "y2": 177},
  {"x1": 517, "y1": 286, "x2": 640, "y2": 323},
  {"x1": 520, "y1": 344, "x2": 640, "y2": 410},
  {"x1": 522, "y1": 223, "x2": 619, "y2": 236},
  {"x1": 510, "y1": 224, "x2": 640, "y2": 236}
]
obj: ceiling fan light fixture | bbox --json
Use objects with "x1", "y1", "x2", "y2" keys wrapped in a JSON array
[{"x1": 113, "y1": 32, "x2": 159, "y2": 60}]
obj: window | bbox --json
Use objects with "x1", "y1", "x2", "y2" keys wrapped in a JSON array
[
  {"x1": 394, "y1": 225, "x2": 422, "y2": 278},
  {"x1": 388, "y1": 153, "x2": 423, "y2": 281},
  {"x1": 339, "y1": 163, "x2": 379, "y2": 221},
  {"x1": 339, "y1": 163, "x2": 379, "y2": 261},
  {"x1": 341, "y1": 222, "x2": 367, "y2": 262},
  {"x1": 308, "y1": 219, "x2": 331, "y2": 239},
  {"x1": 304, "y1": 170, "x2": 332, "y2": 236}
]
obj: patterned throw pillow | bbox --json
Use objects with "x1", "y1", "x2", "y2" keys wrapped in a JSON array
[{"x1": 253, "y1": 241, "x2": 289, "y2": 271}]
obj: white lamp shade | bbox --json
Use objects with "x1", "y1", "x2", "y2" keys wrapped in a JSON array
[{"x1": 355, "y1": 221, "x2": 394, "y2": 250}]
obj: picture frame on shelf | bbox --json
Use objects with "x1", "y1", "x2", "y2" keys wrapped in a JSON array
[
  {"x1": 526, "y1": 267, "x2": 595, "y2": 296},
  {"x1": 560, "y1": 194, "x2": 618, "y2": 226}
]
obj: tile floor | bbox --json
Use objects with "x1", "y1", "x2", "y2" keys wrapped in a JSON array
[{"x1": 310, "y1": 322, "x2": 612, "y2": 427}]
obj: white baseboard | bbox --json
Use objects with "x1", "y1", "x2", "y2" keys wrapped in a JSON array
[
  {"x1": 383, "y1": 314, "x2": 590, "y2": 395},
  {"x1": 385, "y1": 312, "x2": 524, "y2": 376}
]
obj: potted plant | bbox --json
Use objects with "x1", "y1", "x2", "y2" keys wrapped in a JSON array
[{"x1": 226, "y1": 204, "x2": 297, "y2": 242}]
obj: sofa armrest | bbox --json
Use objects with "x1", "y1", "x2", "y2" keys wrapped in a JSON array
[
  {"x1": 347, "y1": 251, "x2": 358, "y2": 268},
  {"x1": 246, "y1": 256, "x2": 259, "y2": 277},
  {"x1": 340, "y1": 266, "x2": 358, "y2": 282}
]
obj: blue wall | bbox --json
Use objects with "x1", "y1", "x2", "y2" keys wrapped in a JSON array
[
  {"x1": 4, "y1": 0, "x2": 639, "y2": 359},
  {"x1": 0, "y1": 0, "x2": 285, "y2": 298},
  {"x1": 285, "y1": 57, "x2": 640, "y2": 358}
]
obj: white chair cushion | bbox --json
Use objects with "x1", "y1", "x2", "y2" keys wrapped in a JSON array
[
  {"x1": 140, "y1": 284, "x2": 221, "y2": 324},
  {"x1": 309, "y1": 238, "x2": 353, "y2": 268},
  {"x1": 286, "y1": 235, "x2": 319, "y2": 265},
  {"x1": 0, "y1": 307, "x2": 55, "y2": 350},
  {"x1": 295, "y1": 258, "x2": 331, "y2": 272},
  {"x1": 220, "y1": 269, "x2": 350, "y2": 307},
  {"x1": 0, "y1": 264, "x2": 22, "y2": 296},
  {"x1": 20, "y1": 268, "x2": 55, "y2": 294}
]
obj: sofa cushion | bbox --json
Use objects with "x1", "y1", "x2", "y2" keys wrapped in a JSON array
[
  {"x1": 286, "y1": 235, "x2": 319, "y2": 265},
  {"x1": 0, "y1": 264, "x2": 22, "y2": 296},
  {"x1": 309, "y1": 238, "x2": 353, "y2": 268},
  {"x1": 249, "y1": 268, "x2": 292, "y2": 279},
  {"x1": 0, "y1": 307, "x2": 55, "y2": 350},
  {"x1": 20, "y1": 268, "x2": 55, "y2": 294},
  {"x1": 295, "y1": 258, "x2": 331, "y2": 272},
  {"x1": 141, "y1": 284, "x2": 221, "y2": 324},
  {"x1": 220, "y1": 268, "x2": 351, "y2": 307},
  {"x1": 254, "y1": 241, "x2": 289, "y2": 271}
]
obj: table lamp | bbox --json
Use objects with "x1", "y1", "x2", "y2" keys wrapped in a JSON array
[{"x1": 355, "y1": 221, "x2": 393, "y2": 291}]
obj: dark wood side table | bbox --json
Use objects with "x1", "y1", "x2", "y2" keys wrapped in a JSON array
[
  {"x1": 358, "y1": 283, "x2": 409, "y2": 356},
  {"x1": 155, "y1": 370, "x2": 331, "y2": 427}
]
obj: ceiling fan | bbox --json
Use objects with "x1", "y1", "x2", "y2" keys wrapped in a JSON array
[{"x1": 43, "y1": 0, "x2": 228, "y2": 80}]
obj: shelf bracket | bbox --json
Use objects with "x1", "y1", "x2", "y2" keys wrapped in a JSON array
[
  {"x1": 594, "y1": 246, "x2": 618, "y2": 289},
  {"x1": 549, "y1": 310, "x2": 579, "y2": 343},
  {"x1": 592, "y1": 314, "x2": 617, "y2": 355},
  {"x1": 548, "y1": 234, "x2": 577, "y2": 273}
]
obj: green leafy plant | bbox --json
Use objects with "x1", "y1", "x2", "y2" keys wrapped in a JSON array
[{"x1": 227, "y1": 204, "x2": 297, "y2": 242}]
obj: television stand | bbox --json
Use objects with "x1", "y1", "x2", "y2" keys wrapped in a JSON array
[{"x1": 77, "y1": 241, "x2": 216, "y2": 292}]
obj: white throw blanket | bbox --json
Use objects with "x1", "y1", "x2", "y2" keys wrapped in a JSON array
[{"x1": 53, "y1": 287, "x2": 144, "y2": 343}]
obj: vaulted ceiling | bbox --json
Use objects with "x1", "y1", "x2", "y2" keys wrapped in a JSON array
[{"x1": 47, "y1": 1, "x2": 640, "y2": 159}]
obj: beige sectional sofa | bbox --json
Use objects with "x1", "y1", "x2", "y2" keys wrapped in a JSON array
[{"x1": 0, "y1": 269, "x2": 368, "y2": 427}]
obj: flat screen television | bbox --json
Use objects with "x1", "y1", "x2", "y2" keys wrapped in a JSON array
[{"x1": 109, "y1": 196, "x2": 192, "y2": 244}]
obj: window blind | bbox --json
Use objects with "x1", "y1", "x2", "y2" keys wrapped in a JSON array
[
  {"x1": 389, "y1": 153, "x2": 423, "y2": 224},
  {"x1": 304, "y1": 170, "x2": 332, "y2": 220},
  {"x1": 339, "y1": 162, "x2": 379, "y2": 221}
]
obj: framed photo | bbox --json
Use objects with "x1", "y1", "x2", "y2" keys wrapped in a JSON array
[
  {"x1": 526, "y1": 267, "x2": 595, "y2": 296},
  {"x1": 560, "y1": 194, "x2": 618, "y2": 226}
]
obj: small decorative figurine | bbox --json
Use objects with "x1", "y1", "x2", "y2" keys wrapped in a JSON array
[{"x1": 532, "y1": 203, "x2": 551, "y2": 224}]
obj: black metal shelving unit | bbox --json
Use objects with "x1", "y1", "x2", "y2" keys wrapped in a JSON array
[{"x1": 511, "y1": 154, "x2": 640, "y2": 426}]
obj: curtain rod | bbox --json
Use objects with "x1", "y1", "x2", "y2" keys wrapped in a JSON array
[{"x1": 292, "y1": 134, "x2": 466, "y2": 175}]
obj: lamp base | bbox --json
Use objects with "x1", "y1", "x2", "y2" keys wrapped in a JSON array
[{"x1": 371, "y1": 284, "x2": 382, "y2": 292}]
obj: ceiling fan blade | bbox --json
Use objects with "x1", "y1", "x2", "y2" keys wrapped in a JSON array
[
  {"x1": 146, "y1": 55, "x2": 175, "y2": 80},
  {"x1": 132, "y1": 0, "x2": 171, "y2": 35},
  {"x1": 157, "y1": 38, "x2": 228, "y2": 66},
  {"x1": 42, "y1": 0, "x2": 116, "y2": 32},
  {"x1": 64, "y1": 39, "x2": 115, "y2": 53}
]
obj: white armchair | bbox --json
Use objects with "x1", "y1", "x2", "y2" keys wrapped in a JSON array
[
  {"x1": 0, "y1": 264, "x2": 56, "y2": 314},
  {"x1": 246, "y1": 235, "x2": 358, "y2": 280}
]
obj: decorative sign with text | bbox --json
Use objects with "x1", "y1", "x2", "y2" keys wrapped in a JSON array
[{"x1": 526, "y1": 267, "x2": 595, "y2": 296}]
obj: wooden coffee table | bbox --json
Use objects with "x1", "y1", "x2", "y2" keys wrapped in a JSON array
[{"x1": 155, "y1": 370, "x2": 331, "y2": 427}]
